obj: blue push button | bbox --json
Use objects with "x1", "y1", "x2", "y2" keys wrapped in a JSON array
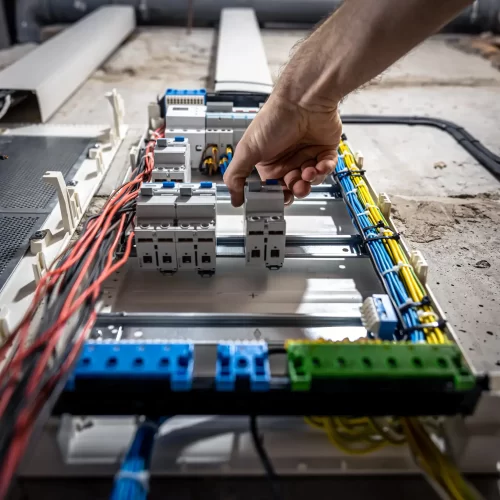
[
  {"x1": 174, "y1": 136, "x2": 185, "y2": 142},
  {"x1": 163, "y1": 181, "x2": 175, "y2": 188},
  {"x1": 265, "y1": 179, "x2": 279, "y2": 185},
  {"x1": 200, "y1": 181, "x2": 213, "y2": 188}
]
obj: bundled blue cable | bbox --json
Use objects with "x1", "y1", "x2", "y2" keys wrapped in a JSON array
[
  {"x1": 335, "y1": 155, "x2": 424, "y2": 343},
  {"x1": 110, "y1": 419, "x2": 163, "y2": 500}
]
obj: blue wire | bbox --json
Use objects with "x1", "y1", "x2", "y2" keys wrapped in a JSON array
[
  {"x1": 110, "y1": 419, "x2": 165, "y2": 500},
  {"x1": 336, "y1": 156, "x2": 424, "y2": 342}
]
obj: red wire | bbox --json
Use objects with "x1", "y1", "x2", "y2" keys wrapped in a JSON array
[{"x1": 0, "y1": 127, "x2": 164, "y2": 496}]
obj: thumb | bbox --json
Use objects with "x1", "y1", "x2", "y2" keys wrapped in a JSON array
[{"x1": 223, "y1": 138, "x2": 261, "y2": 207}]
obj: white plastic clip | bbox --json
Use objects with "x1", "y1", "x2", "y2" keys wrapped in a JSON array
[
  {"x1": 355, "y1": 151, "x2": 364, "y2": 168},
  {"x1": 377, "y1": 193, "x2": 392, "y2": 219},
  {"x1": 32, "y1": 251, "x2": 48, "y2": 284},
  {"x1": 43, "y1": 172, "x2": 79, "y2": 233},
  {"x1": 114, "y1": 470, "x2": 150, "y2": 492},
  {"x1": 106, "y1": 88, "x2": 125, "y2": 143},
  {"x1": 410, "y1": 250, "x2": 428, "y2": 285},
  {"x1": 345, "y1": 188, "x2": 357, "y2": 196}
]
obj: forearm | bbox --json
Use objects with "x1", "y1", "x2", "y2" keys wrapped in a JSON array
[{"x1": 275, "y1": 0, "x2": 472, "y2": 109}]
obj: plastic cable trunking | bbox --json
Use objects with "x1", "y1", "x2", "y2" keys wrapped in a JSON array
[
  {"x1": 215, "y1": 343, "x2": 271, "y2": 391},
  {"x1": 286, "y1": 343, "x2": 475, "y2": 392},
  {"x1": 67, "y1": 342, "x2": 194, "y2": 391}
]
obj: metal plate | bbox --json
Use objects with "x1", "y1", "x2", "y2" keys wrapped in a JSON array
[
  {"x1": 0, "y1": 214, "x2": 44, "y2": 287},
  {"x1": 0, "y1": 134, "x2": 92, "y2": 290},
  {"x1": 0, "y1": 135, "x2": 91, "y2": 212}
]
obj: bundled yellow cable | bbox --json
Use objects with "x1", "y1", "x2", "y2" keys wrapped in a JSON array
[
  {"x1": 305, "y1": 416, "x2": 405, "y2": 455},
  {"x1": 338, "y1": 141, "x2": 446, "y2": 344},
  {"x1": 307, "y1": 416, "x2": 482, "y2": 500},
  {"x1": 401, "y1": 418, "x2": 483, "y2": 500}
]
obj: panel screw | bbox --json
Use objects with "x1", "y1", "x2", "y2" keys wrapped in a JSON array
[
  {"x1": 66, "y1": 180, "x2": 78, "y2": 186},
  {"x1": 30, "y1": 230, "x2": 47, "y2": 241}
]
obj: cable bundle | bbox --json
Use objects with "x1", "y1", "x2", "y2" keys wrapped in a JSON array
[
  {"x1": 199, "y1": 144, "x2": 234, "y2": 176},
  {"x1": 305, "y1": 416, "x2": 405, "y2": 455},
  {"x1": 335, "y1": 141, "x2": 446, "y2": 344},
  {"x1": 111, "y1": 420, "x2": 161, "y2": 500},
  {"x1": 0, "y1": 127, "x2": 165, "y2": 497},
  {"x1": 402, "y1": 418, "x2": 482, "y2": 500}
]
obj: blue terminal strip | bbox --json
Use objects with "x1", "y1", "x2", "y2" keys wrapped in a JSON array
[
  {"x1": 165, "y1": 88, "x2": 206, "y2": 101},
  {"x1": 68, "y1": 342, "x2": 194, "y2": 391},
  {"x1": 215, "y1": 343, "x2": 271, "y2": 391},
  {"x1": 174, "y1": 136, "x2": 185, "y2": 142},
  {"x1": 162, "y1": 181, "x2": 175, "y2": 188},
  {"x1": 200, "y1": 181, "x2": 213, "y2": 188}
]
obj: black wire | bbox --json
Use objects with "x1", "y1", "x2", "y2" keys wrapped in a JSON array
[
  {"x1": 341, "y1": 114, "x2": 500, "y2": 177},
  {"x1": 249, "y1": 416, "x2": 282, "y2": 500}
]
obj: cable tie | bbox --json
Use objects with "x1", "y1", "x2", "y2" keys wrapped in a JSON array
[
  {"x1": 356, "y1": 210, "x2": 370, "y2": 217},
  {"x1": 401, "y1": 319, "x2": 446, "y2": 334},
  {"x1": 417, "y1": 310, "x2": 437, "y2": 320},
  {"x1": 114, "y1": 470, "x2": 150, "y2": 492},
  {"x1": 345, "y1": 188, "x2": 357, "y2": 196},
  {"x1": 365, "y1": 233, "x2": 400, "y2": 242},
  {"x1": 398, "y1": 296, "x2": 431, "y2": 313},
  {"x1": 361, "y1": 221, "x2": 391, "y2": 232},
  {"x1": 381, "y1": 262, "x2": 411, "y2": 276}
]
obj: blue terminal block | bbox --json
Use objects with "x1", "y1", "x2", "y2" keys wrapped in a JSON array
[
  {"x1": 200, "y1": 181, "x2": 213, "y2": 188},
  {"x1": 374, "y1": 294, "x2": 398, "y2": 340},
  {"x1": 163, "y1": 181, "x2": 175, "y2": 188},
  {"x1": 215, "y1": 343, "x2": 271, "y2": 392},
  {"x1": 69, "y1": 342, "x2": 194, "y2": 391}
]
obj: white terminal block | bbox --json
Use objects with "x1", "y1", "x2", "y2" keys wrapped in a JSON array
[
  {"x1": 135, "y1": 182, "x2": 217, "y2": 275},
  {"x1": 244, "y1": 181, "x2": 286, "y2": 269},
  {"x1": 165, "y1": 128, "x2": 205, "y2": 170},
  {"x1": 152, "y1": 137, "x2": 191, "y2": 183},
  {"x1": 165, "y1": 105, "x2": 206, "y2": 129}
]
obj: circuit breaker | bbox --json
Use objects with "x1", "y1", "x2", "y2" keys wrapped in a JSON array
[
  {"x1": 244, "y1": 180, "x2": 286, "y2": 269},
  {"x1": 152, "y1": 137, "x2": 191, "y2": 183},
  {"x1": 135, "y1": 182, "x2": 217, "y2": 275}
]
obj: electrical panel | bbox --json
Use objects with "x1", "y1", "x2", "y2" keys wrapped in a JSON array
[
  {"x1": 135, "y1": 182, "x2": 217, "y2": 275},
  {"x1": 244, "y1": 180, "x2": 286, "y2": 269}
]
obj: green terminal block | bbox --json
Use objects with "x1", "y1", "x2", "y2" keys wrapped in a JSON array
[{"x1": 287, "y1": 343, "x2": 475, "y2": 392}]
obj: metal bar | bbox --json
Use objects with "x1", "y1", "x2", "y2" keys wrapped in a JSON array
[
  {"x1": 215, "y1": 8, "x2": 273, "y2": 94},
  {"x1": 95, "y1": 312, "x2": 363, "y2": 328},
  {"x1": 0, "y1": 6, "x2": 136, "y2": 122},
  {"x1": 218, "y1": 235, "x2": 361, "y2": 247},
  {"x1": 216, "y1": 184, "x2": 340, "y2": 194}
]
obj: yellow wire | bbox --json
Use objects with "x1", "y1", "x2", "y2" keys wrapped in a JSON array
[{"x1": 338, "y1": 141, "x2": 447, "y2": 344}]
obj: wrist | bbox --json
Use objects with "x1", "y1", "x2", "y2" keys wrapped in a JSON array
[{"x1": 273, "y1": 30, "x2": 344, "y2": 113}]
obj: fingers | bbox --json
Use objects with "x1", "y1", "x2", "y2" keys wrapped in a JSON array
[
  {"x1": 283, "y1": 169, "x2": 311, "y2": 199},
  {"x1": 223, "y1": 140, "x2": 261, "y2": 207}
]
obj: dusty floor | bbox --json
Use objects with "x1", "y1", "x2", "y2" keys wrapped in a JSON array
[{"x1": 0, "y1": 27, "x2": 499, "y2": 372}]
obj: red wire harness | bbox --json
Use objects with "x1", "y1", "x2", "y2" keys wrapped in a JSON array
[{"x1": 0, "y1": 127, "x2": 164, "y2": 498}]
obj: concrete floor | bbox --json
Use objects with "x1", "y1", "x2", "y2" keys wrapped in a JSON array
[{"x1": 0, "y1": 28, "x2": 499, "y2": 372}]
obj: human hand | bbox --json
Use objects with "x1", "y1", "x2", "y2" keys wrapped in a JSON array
[{"x1": 223, "y1": 92, "x2": 342, "y2": 206}]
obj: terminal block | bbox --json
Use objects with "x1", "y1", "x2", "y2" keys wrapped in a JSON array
[
  {"x1": 165, "y1": 88, "x2": 206, "y2": 106},
  {"x1": 135, "y1": 182, "x2": 217, "y2": 275},
  {"x1": 152, "y1": 137, "x2": 191, "y2": 183},
  {"x1": 286, "y1": 343, "x2": 475, "y2": 392},
  {"x1": 360, "y1": 294, "x2": 398, "y2": 340},
  {"x1": 68, "y1": 341, "x2": 194, "y2": 391},
  {"x1": 215, "y1": 342, "x2": 270, "y2": 391},
  {"x1": 244, "y1": 180, "x2": 286, "y2": 269}
]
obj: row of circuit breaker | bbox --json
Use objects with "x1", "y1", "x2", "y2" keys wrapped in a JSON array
[
  {"x1": 159, "y1": 89, "x2": 260, "y2": 171},
  {"x1": 135, "y1": 181, "x2": 286, "y2": 274}
]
